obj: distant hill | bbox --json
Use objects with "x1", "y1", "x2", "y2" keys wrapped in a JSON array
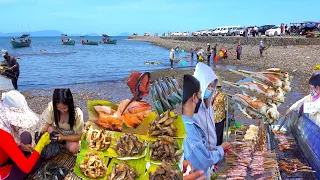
[
  {"x1": 117, "y1": 32, "x2": 130, "y2": 36},
  {"x1": 0, "y1": 30, "x2": 63, "y2": 37},
  {"x1": 86, "y1": 33, "x2": 100, "y2": 36}
]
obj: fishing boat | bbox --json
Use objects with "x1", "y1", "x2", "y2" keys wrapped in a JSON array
[
  {"x1": 80, "y1": 36, "x2": 98, "y2": 45},
  {"x1": 10, "y1": 34, "x2": 31, "y2": 48},
  {"x1": 100, "y1": 34, "x2": 117, "y2": 44},
  {"x1": 61, "y1": 34, "x2": 75, "y2": 45}
]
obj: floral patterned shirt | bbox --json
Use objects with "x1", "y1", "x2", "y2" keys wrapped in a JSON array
[{"x1": 212, "y1": 90, "x2": 232, "y2": 123}]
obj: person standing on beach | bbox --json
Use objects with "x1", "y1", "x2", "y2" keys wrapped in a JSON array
[
  {"x1": 259, "y1": 41, "x2": 265, "y2": 57},
  {"x1": 280, "y1": 24, "x2": 285, "y2": 36},
  {"x1": 190, "y1": 45, "x2": 195, "y2": 60},
  {"x1": 169, "y1": 48, "x2": 175, "y2": 69},
  {"x1": 197, "y1": 48, "x2": 205, "y2": 63},
  {"x1": 1, "y1": 50, "x2": 20, "y2": 90},
  {"x1": 206, "y1": 43, "x2": 211, "y2": 66},
  {"x1": 213, "y1": 44, "x2": 217, "y2": 60},
  {"x1": 236, "y1": 42, "x2": 242, "y2": 60}
]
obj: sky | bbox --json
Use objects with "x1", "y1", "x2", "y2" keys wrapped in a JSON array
[{"x1": 0, "y1": 0, "x2": 319, "y2": 35}]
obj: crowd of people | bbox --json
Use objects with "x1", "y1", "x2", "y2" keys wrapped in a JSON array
[{"x1": 169, "y1": 42, "x2": 245, "y2": 69}]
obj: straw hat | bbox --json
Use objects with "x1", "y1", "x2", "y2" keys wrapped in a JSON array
[
  {"x1": 217, "y1": 76, "x2": 223, "y2": 87},
  {"x1": 0, "y1": 90, "x2": 39, "y2": 129}
]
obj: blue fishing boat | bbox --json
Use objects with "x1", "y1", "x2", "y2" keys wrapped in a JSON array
[{"x1": 10, "y1": 34, "x2": 31, "y2": 48}]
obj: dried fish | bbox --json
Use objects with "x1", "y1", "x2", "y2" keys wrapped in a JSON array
[
  {"x1": 149, "y1": 111, "x2": 178, "y2": 137},
  {"x1": 115, "y1": 133, "x2": 148, "y2": 157},
  {"x1": 79, "y1": 152, "x2": 107, "y2": 179},
  {"x1": 109, "y1": 162, "x2": 139, "y2": 180},
  {"x1": 86, "y1": 126, "x2": 112, "y2": 151},
  {"x1": 149, "y1": 160, "x2": 182, "y2": 180},
  {"x1": 149, "y1": 137, "x2": 183, "y2": 164}
]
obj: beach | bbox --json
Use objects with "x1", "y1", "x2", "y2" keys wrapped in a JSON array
[{"x1": 2, "y1": 35, "x2": 317, "y2": 132}]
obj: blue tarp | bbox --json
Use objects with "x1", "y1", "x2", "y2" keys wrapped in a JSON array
[
  {"x1": 305, "y1": 23, "x2": 316, "y2": 28},
  {"x1": 290, "y1": 113, "x2": 320, "y2": 180}
]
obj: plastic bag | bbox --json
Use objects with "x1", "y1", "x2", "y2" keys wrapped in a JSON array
[
  {"x1": 34, "y1": 162, "x2": 69, "y2": 180},
  {"x1": 35, "y1": 131, "x2": 61, "y2": 160}
]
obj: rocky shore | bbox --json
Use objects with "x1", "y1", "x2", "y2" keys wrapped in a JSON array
[{"x1": 129, "y1": 36, "x2": 320, "y2": 78}]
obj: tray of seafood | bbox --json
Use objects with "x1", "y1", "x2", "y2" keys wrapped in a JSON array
[
  {"x1": 74, "y1": 150, "x2": 109, "y2": 180},
  {"x1": 145, "y1": 136, "x2": 184, "y2": 165},
  {"x1": 147, "y1": 111, "x2": 186, "y2": 139},
  {"x1": 144, "y1": 160, "x2": 183, "y2": 180},
  {"x1": 106, "y1": 158, "x2": 146, "y2": 180},
  {"x1": 107, "y1": 133, "x2": 149, "y2": 160},
  {"x1": 87, "y1": 100, "x2": 153, "y2": 134},
  {"x1": 81, "y1": 123, "x2": 113, "y2": 153}
]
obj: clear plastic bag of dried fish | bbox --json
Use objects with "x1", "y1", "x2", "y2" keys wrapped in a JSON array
[
  {"x1": 149, "y1": 136, "x2": 183, "y2": 164},
  {"x1": 86, "y1": 125, "x2": 112, "y2": 151},
  {"x1": 149, "y1": 111, "x2": 178, "y2": 137},
  {"x1": 79, "y1": 152, "x2": 107, "y2": 179},
  {"x1": 109, "y1": 162, "x2": 139, "y2": 180},
  {"x1": 115, "y1": 133, "x2": 148, "y2": 157},
  {"x1": 149, "y1": 160, "x2": 182, "y2": 180}
]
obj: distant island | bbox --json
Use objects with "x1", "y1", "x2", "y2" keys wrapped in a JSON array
[
  {"x1": 0, "y1": 30, "x2": 127, "y2": 37},
  {"x1": 117, "y1": 32, "x2": 130, "y2": 36}
]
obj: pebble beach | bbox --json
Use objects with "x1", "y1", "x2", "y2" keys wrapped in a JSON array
[{"x1": 2, "y1": 35, "x2": 318, "y2": 134}]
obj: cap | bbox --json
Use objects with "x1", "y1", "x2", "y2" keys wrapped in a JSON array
[{"x1": 182, "y1": 74, "x2": 200, "y2": 105}]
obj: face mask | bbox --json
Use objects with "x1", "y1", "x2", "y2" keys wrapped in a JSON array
[
  {"x1": 194, "y1": 98, "x2": 202, "y2": 114},
  {"x1": 204, "y1": 90, "x2": 212, "y2": 99},
  {"x1": 311, "y1": 88, "x2": 317, "y2": 97}
]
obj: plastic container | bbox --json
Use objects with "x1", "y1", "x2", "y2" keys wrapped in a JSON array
[{"x1": 235, "y1": 123, "x2": 243, "y2": 128}]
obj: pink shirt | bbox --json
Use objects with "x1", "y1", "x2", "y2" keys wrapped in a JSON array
[{"x1": 313, "y1": 94, "x2": 320, "y2": 102}]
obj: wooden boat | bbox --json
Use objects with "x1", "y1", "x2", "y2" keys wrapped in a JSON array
[
  {"x1": 100, "y1": 34, "x2": 117, "y2": 44},
  {"x1": 10, "y1": 34, "x2": 31, "y2": 48},
  {"x1": 61, "y1": 34, "x2": 75, "y2": 45},
  {"x1": 80, "y1": 36, "x2": 98, "y2": 45}
]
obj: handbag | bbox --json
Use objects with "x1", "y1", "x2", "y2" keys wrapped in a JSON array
[{"x1": 35, "y1": 131, "x2": 61, "y2": 160}]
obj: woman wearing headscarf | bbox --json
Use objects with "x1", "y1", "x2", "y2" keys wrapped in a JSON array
[
  {"x1": 0, "y1": 90, "x2": 51, "y2": 180},
  {"x1": 193, "y1": 62, "x2": 232, "y2": 151}
]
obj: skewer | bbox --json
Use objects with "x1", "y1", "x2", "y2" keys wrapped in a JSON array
[
  {"x1": 228, "y1": 69, "x2": 277, "y2": 90},
  {"x1": 228, "y1": 149, "x2": 241, "y2": 158},
  {"x1": 223, "y1": 80, "x2": 284, "y2": 103}
]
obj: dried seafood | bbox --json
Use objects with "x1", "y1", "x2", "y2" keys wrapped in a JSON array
[
  {"x1": 115, "y1": 133, "x2": 148, "y2": 157},
  {"x1": 117, "y1": 99, "x2": 152, "y2": 128},
  {"x1": 86, "y1": 126, "x2": 111, "y2": 151},
  {"x1": 95, "y1": 105, "x2": 123, "y2": 131},
  {"x1": 232, "y1": 94, "x2": 280, "y2": 124},
  {"x1": 148, "y1": 111, "x2": 178, "y2": 137},
  {"x1": 109, "y1": 162, "x2": 139, "y2": 180},
  {"x1": 149, "y1": 136, "x2": 183, "y2": 164},
  {"x1": 79, "y1": 152, "x2": 107, "y2": 178},
  {"x1": 149, "y1": 160, "x2": 182, "y2": 180}
]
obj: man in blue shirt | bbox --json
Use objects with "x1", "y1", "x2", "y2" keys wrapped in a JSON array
[{"x1": 182, "y1": 74, "x2": 232, "y2": 178}]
